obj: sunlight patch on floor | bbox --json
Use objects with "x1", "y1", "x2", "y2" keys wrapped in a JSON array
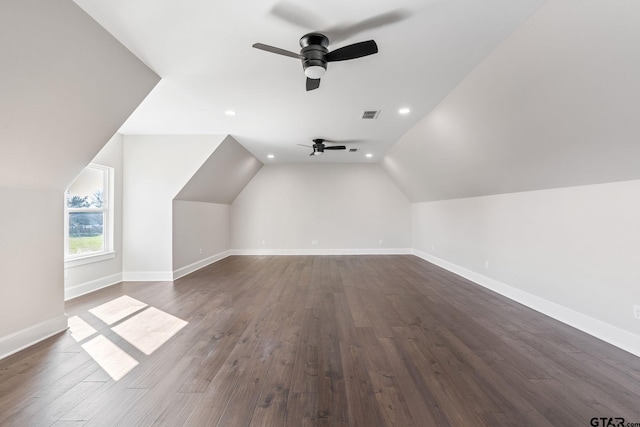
[
  {"x1": 81, "y1": 335, "x2": 139, "y2": 381},
  {"x1": 72, "y1": 295, "x2": 188, "y2": 381},
  {"x1": 88, "y1": 295, "x2": 148, "y2": 325},
  {"x1": 68, "y1": 315, "x2": 97, "y2": 342},
  {"x1": 112, "y1": 307, "x2": 188, "y2": 355}
]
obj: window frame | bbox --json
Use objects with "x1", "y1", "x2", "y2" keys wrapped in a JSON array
[{"x1": 64, "y1": 163, "x2": 115, "y2": 266}]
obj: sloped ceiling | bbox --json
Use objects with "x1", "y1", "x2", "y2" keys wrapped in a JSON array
[
  {"x1": 382, "y1": 0, "x2": 640, "y2": 202},
  {"x1": 175, "y1": 135, "x2": 263, "y2": 204},
  {"x1": 0, "y1": 0, "x2": 159, "y2": 190}
]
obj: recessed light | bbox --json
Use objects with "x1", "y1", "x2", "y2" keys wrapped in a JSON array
[
  {"x1": 365, "y1": 153, "x2": 373, "y2": 158},
  {"x1": 267, "y1": 154, "x2": 274, "y2": 159},
  {"x1": 398, "y1": 107, "x2": 411, "y2": 115},
  {"x1": 225, "y1": 110, "x2": 236, "y2": 116}
]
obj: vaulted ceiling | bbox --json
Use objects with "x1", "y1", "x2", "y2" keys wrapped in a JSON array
[{"x1": 70, "y1": 0, "x2": 640, "y2": 202}]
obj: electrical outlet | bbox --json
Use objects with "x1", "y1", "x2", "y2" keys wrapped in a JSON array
[
  {"x1": 260, "y1": 240, "x2": 266, "y2": 246},
  {"x1": 633, "y1": 304, "x2": 640, "y2": 319},
  {"x1": 199, "y1": 248, "x2": 202, "y2": 254},
  {"x1": 311, "y1": 240, "x2": 318, "y2": 246},
  {"x1": 485, "y1": 260, "x2": 489, "y2": 270},
  {"x1": 379, "y1": 239, "x2": 383, "y2": 245}
]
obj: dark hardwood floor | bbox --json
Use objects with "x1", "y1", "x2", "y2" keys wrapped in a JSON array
[{"x1": 1, "y1": 255, "x2": 639, "y2": 426}]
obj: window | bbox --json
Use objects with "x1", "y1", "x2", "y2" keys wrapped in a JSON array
[{"x1": 65, "y1": 164, "x2": 113, "y2": 261}]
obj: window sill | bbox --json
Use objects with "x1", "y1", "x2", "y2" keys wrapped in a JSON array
[{"x1": 65, "y1": 251, "x2": 116, "y2": 269}]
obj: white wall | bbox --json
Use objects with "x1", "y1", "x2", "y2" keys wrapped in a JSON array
[
  {"x1": 172, "y1": 201, "x2": 230, "y2": 278},
  {"x1": 413, "y1": 180, "x2": 640, "y2": 355},
  {"x1": 0, "y1": 188, "x2": 67, "y2": 358},
  {"x1": 230, "y1": 163, "x2": 411, "y2": 253},
  {"x1": 122, "y1": 134, "x2": 226, "y2": 280},
  {"x1": 64, "y1": 134, "x2": 124, "y2": 300}
]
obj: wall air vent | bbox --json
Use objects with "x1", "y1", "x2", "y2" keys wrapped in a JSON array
[{"x1": 361, "y1": 110, "x2": 380, "y2": 119}]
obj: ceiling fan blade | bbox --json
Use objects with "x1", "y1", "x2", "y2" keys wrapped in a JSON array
[
  {"x1": 322, "y1": 139, "x2": 363, "y2": 144},
  {"x1": 324, "y1": 145, "x2": 346, "y2": 150},
  {"x1": 325, "y1": 40, "x2": 378, "y2": 62},
  {"x1": 325, "y1": 10, "x2": 409, "y2": 43},
  {"x1": 252, "y1": 43, "x2": 304, "y2": 59},
  {"x1": 306, "y1": 77, "x2": 321, "y2": 91},
  {"x1": 270, "y1": 2, "x2": 323, "y2": 31},
  {"x1": 297, "y1": 144, "x2": 312, "y2": 148}
]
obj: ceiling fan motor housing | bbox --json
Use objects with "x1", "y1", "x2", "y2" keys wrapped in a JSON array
[{"x1": 300, "y1": 33, "x2": 329, "y2": 75}]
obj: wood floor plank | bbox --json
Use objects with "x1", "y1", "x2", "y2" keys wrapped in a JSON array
[
  {"x1": 151, "y1": 391, "x2": 203, "y2": 426},
  {"x1": 1, "y1": 255, "x2": 639, "y2": 426},
  {"x1": 316, "y1": 292, "x2": 349, "y2": 426},
  {"x1": 340, "y1": 343, "x2": 386, "y2": 426},
  {"x1": 385, "y1": 331, "x2": 485, "y2": 426},
  {"x1": 429, "y1": 331, "x2": 555, "y2": 426},
  {"x1": 248, "y1": 326, "x2": 299, "y2": 427},
  {"x1": 82, "y1": 387, "x2": 148, "y2": 426},
  {"x1": 285, "y1": 392, "x2": 318, "y2": 427}
]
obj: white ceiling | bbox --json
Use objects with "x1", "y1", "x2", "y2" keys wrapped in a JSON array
[{"x1": 73, "y1": 0, "x2": 544, "y2": 164}]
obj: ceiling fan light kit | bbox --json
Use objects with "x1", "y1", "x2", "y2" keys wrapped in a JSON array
[{"x1": 304, "y1": 65, "x2": 326, "y2": 79}]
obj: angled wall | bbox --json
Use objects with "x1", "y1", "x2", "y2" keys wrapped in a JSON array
[
  {"x1": 172, "y1": 136, "x2": 262, "y2": 277},
  {"x1": 382, "y1": 0, "x2": 640, "y2": 202},
  {"x1": 0, "y1": 0, "x2": 159, "y2": 359},
  {"x1": 0, "y1": 0, "x2": 159, "y2": 190},
  {"x1": 175, "y1": 135, "x2": 263, "y2": 204}
]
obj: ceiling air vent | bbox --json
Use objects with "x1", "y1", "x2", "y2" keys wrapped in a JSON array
[
  {"x1": 349, "y1": 148, "x2": 358, "y2": 152},
  {"x1": 361, "y1": 110, "x2": 380, "y2": 120}
]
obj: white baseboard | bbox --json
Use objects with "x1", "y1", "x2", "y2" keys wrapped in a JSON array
[
  {"x1": 230, "y1": 248, "x2": 413, "y2": 256},
  {"x1": 412, "y1": 249, "x2": 640, "y2": 358},
  {"x1": 173, "y1": 250, "x2": 232, "y2": 280},
  {"x1": 0, "y1": 314, "x2": 68, "y2": 361},
  {"x1": 122, "y1": 271, "x2": 174, "y2": 282},
  {"x1": 65, "y1": 273, "x2": 123, "y2": 301}
]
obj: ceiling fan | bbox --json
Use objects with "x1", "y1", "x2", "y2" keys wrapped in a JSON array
[
  {"x1": 298, "y1": 138, "x2": 349, "y2": 156},
  {"x1": 253, "y1": 32, "x2": 378, "y2": 91}
]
